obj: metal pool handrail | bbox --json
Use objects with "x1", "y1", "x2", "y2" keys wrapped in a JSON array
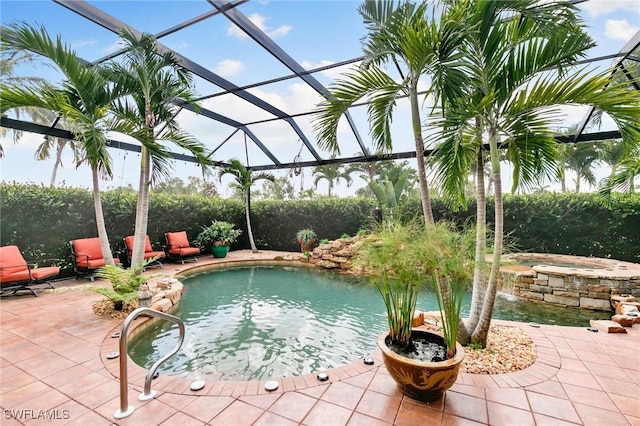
[{"x1": 113, "y1": 307, "x2": 186, "y2": 420}]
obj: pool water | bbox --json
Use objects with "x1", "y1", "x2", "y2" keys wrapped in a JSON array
[{"x1": 128, "y1": 266, "x2": 610, "y2": 381}]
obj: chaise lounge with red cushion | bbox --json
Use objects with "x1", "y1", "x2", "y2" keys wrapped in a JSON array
[
  {"x1": 70, "y1": 237, "x2": 120, "y2": 281},
  {"x1": 123, "y1": 235, "x2": 165, "y2": 269},
  {"x1": 0, "y1": 245, "x2": 59, "y2": 297},
  {"x1": 165, "y1": 231, "x2": 200, "y2": 264}
]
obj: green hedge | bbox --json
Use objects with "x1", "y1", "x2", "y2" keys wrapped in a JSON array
[
  {"x1": 396, "y1": 193, "x2": 640, "y2": 262},
  {"x1": 0, "y1": 183, "x2": 378, "y2": 273},
  {"x1": 1, "y1": 183, "x2": 638, "y2": 275}
]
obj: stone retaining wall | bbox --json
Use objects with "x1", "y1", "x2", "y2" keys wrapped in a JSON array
[
  {"x1": 302, "y1": 236, "x2": 363, "y2": 270},
  {"x1": 499, "y1": 254, "x2": 640, "y2": 312},
  {"x1": 306, "y1": 241, "x2": 640, "y2": 313}
]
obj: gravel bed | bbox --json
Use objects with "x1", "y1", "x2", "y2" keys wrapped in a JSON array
[{"x1": 460, "y1": 324, "x2": 536, "y2": 374}]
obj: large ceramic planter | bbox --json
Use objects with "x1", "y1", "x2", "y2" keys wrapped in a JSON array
[
  {"x1": 211, "y1": 245, "x2": 230, "y2": 258},
  {"x1": 378, "y1": 329, "x2": 465, "y2": 402},
  {"x1": 300, "y1": 243, "x2": 313, "y2": 253}
]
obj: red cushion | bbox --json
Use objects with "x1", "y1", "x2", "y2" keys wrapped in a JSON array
[
  {"x1": 168, "y1": 246, "x2": 200, "y2": 256},
  {"x1": 125, "y1": 235, "x2": 154, "y2": 253},
  {"x1": 30, "y1": 266, "x2": 60, "y2": 280},
  {"x1": 166, "y1": 231, "x2": 190, "y2": 248},
  {"x1": 0, "y1": 246, "x2": 59, "y2": 284},
  {"x1": 72, "y1": 238, "x2": 119, "y2": 268},
  {"x1": 72, "y1": 238, "x2": 103, "y2": 263},
  {"x1": 0, "y1": 246, "x2": 28, "y2": 278},
  {"x1": 143, "y1": 251, "x2": 165, "y2": 260},
  {"x1": 1, "y1": 270, "x2": 31, "y2": 283}
]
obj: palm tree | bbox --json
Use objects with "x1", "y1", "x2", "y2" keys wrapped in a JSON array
[
  {"x1": 598, "y1": 146, "x2": 640, "y2": 197},
  {"x1": 430, "y1": 0, "x2": 640, "y2": 346},
  {"x1": 314, "y1": 0, "x2": 468, "y2": 225},
  {"x1": 564, "y1": 143, "x2": 601, "y2": 193},
  {"x1": 261, "y1": 176, "x2": 295, "y2": 200},
  {"x1": 0, "y1": 23, "x2": 130, "y2": 265},
  {"x1": 312, "y1": 162, "x2": 353, "y2": 196},
  {"x1": 218, "y1": 159, "x2": 274, "y2": 253},
  {"x1": 107, "y1": 28, "x2": 214, "y2": 270},
  {"x1": 369, "y1": 160, "x2": 417, "y2": 221},
  {"x1": 1, "y1": 49, "x2": 83, "y2": 176}
]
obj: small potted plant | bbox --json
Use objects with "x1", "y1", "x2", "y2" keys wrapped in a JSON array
[
  {"x1": 355, "y1": 221, "x2": 474, "y2": 402},
  {"x1": 195, "y1": 221, "x2": 242, "y2": 258},
  {"x1": 296, "y1": 228, "x2": 317, "y2": 253}
]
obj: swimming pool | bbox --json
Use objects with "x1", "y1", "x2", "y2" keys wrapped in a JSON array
[{"x1": 128, "y1": 265, "x2": 609, "y2": 381}]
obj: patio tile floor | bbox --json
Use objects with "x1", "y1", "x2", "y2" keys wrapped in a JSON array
[{"x1": 1, "y1": 250, "x2": 638, "y2": 425}]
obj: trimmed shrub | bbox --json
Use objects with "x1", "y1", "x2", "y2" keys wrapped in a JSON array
[{"x1": 1, "y1": 183, "x2": 637, "y2": 275}]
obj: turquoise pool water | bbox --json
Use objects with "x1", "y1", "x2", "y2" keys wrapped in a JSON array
[{"x1": 128, "y1": 265, "x2": 609, "y2": 381}]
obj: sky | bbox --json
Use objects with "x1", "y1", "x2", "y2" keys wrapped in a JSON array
[{"x1": 1, "y1": 0, "x2": 639, "y2": 197}]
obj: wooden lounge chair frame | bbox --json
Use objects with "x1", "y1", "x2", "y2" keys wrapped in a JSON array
[{"x1": 0, "y1": 245, "x2": 59, "y2": 297}]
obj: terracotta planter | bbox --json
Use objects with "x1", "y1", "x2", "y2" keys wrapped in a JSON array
[
  {"x1": 378, "y1": 329, "x2": 465, "y2": 402},
  {"x1": 300, "y1": 243, "x2": 313, "y2": 253}
]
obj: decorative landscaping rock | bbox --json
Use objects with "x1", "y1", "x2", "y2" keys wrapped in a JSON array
[
  {"x1": 580, "y1": 297, "x2": 614, "y2": 311},
  {"x1": 316, "y1": 260, "x2": 339, "y2": 269},
  {"x1": 611, "y1": 315, "x2": 635, "y2": 327},
  {"x1": 152, "y1": 298, "x2": 173, "y2": 313},
  {"x1": 589, "y1": 319, "x2": 627, "y2": 333},
  {"x1": 615, "y1": 301, "x2": 640, "y2": 316}
]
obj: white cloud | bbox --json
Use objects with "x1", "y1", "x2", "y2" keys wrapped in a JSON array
[
  {"x1": 227, "y1": 13, "x2": 292, "y2": 39},
  {"x1": 70, "y1": 39, "x2": 97, "y2": 49},
  {"x1": 580, "y1": 0, "x2": 640, "y2": 18},
  {"x1": 213, "y1": 59, "x2": 245, "y2": 77},
  {"x1": 300, "y1": 60, "x2": 363, "y2": 82},
  {"x1": 102, "y1": 38, "x2": 126, "y2": 54},
  {"x1": 604, "y1": 19, "x2": 640, "y2": 41}
]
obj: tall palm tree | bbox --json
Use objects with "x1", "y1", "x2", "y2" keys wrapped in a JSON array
[
  {"x1": 312, "y1": 162, "x2": 353, "y2": 196},
  {"x1": 598, "y1": 146, "x2": 640, "y2": 197},
  {"x1": 1, "y1": 49, "x2": 82, "y2": 175},
  {"x1": 430, "y1": 0, "x2": 640, "y2": 346},
  {"x1": 314, "y1": 0, "x2": 468, "y2": 225},
  {"x1": 369, "y1": 164, "x2": 415, "y2": 224},
  {"x1": 107, "y1": 28, "x2": 214, "y2": 270},
  {"x1": 564, "y1": 143, "x2": 601, "y2": 193},
  {"x1": 218, "y1": 159, "x2": 274, "y2": 253},
  {"x1": 0, "y1": 23, "x2": 130, "y2": 265}
]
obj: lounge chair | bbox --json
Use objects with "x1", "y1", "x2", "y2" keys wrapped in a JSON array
[
  {"x1": 123, "y1": 235, "x2": 165, "y2": 269},
  {"x1": 165, "y1": 231, "x2": 200, "y2": 264},
  {"x1": 0, "y1": 245, "x2": 59, "y2": 297},
  {"x1": 70, "y1": 237, "x2": 120, "y2": 281}
]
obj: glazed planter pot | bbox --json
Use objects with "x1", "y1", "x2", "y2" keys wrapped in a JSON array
[
  {"x1": 378, "y1": 329, "x2": 465, "y2": 402},
  {"x1": 211, "y1": 245, "x2": 230, "y2": 258}
]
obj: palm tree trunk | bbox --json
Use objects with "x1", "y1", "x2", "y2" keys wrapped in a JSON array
[
  {"x1": 409, "y1": 85, "x2": 434, "y2": 226},
  {"x1": 246, "y1": 189, "x2": 258, "y2": 253},
  {"x1": 92, "y1": 167, "x2": 115, "y2": 265},
  {"x1": 131, "y1": 146, "x2": 151, "y2": 270},
  {"x1": 50, "y1": 140, "x2": 64, "y2": 187},
  {"x1": 463, "y1": 147, "x2": 487, "y2": 344},
  {"x1": 471, "y1": 132, "x2": 503, "y2": 347}
]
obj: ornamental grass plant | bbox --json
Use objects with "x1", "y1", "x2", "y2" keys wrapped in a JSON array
[{"x1": 355, "y1": 221, "x2": 474, "y2": 358}]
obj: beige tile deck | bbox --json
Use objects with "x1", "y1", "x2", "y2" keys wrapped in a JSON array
[{"x1": 1, "y1": 250, "x2": 639, "y2": 425}]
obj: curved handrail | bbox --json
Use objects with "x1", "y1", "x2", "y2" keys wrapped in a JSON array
[{"x1": 114, "y1": 307, "x2": 185, "y2": 420}]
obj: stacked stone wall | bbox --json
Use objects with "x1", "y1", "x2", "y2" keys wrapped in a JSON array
[
  {"x1": 499, "y1": 268, "x2": 640, "y2": 312},
  {"x1": 308, "y1": 242, "x2": 640, "y2": 313}
]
